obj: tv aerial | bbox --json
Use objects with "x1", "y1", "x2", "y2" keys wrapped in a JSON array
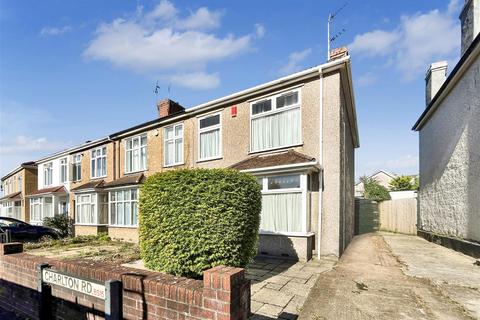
[{"x1": 327, "y1": 2, "x2": 348, "y2": 60}]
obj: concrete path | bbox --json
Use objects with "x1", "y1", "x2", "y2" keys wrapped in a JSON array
[
  {"x1": 247, "y1": 256, "x2": 337, "y2": 319},
  {"x1": 299, "y1": 233, "x2": 479, "y2": 320}
]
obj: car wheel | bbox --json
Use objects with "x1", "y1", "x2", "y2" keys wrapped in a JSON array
[{"x1": 39, "y1": 235, "x2": 54, "y2": 242}]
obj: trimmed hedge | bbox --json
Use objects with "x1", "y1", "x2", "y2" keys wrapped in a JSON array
[{"x1": 139, "y1": 169, "x2": 262, "y2": 278}]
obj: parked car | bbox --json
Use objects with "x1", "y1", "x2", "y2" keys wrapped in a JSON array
[{"x1": 0, "y1": 217, "x2": 60, "y2": 242}]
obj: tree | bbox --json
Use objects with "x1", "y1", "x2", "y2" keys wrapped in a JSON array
[
  {"x1": 360, "y1": 176, "x2": 391, "y2": 202},
  {"x1": 389, "y1": 175, "x2": 416, "y2": 191}
]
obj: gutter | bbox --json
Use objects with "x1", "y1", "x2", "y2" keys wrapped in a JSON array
[
  {"x1": 413, "y1": 33, "x2": 480, "y2": 130},
  {"x1": 109, "y1": 56, "x2": 352, "y2": 140}
]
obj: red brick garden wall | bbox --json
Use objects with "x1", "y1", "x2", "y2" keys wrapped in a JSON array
[{"x1": 0, "y1": 243, "x2": 250, "y2": 320}]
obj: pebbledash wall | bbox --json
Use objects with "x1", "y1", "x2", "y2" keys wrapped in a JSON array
[
  {"x1": 0, "y1": 243, "x2": 250, "y2": 320},
  {"x1": 418, "y1": 51, "x2": 480, "y2": 242}
]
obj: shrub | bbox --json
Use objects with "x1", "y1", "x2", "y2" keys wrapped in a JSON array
[
  {"x1": 389, "y1": 175, "x2": 416, "y2": 191},
  {"x1": 361, "y1": 176, "x2": 391, "y2": 202},
  {"x1": 139, "y1": 169, "x2": 262, "y2": 278},
  {"x1": 43, "y1": 214, "x2": 74, "y2": 238}
]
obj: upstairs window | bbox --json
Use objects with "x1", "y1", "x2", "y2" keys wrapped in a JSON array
[
  {"x1": 125, "y1": 135, "x2": 147, "y2": 173},
  {"x1": 164, "y1": 123, "x2": 183, "y2": 166},
  {"x1": 43, "y1": 162, "x2": 53, "y2": 186},
  {"x1": 198, "y1": 113, "x2": 221, "y2": 161},
  {"x1": 251, "y1": 89, "x2": 301, "y2": 152},
  {"x1": 60, "y1": 158, "x2": 68, "y2": 183},
  {"x1": 91, "y1": 146, "x2": 107, "y2": 178},
  {"x1": 72, "y1": 154, "x2": 82, "y2": 181},
  {"x1": 18, "y1": 176, "x2": 22, "y2": 192}
]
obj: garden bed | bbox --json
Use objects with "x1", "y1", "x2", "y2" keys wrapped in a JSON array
[{"x1": 24, "y1": 233, "x2": 140, "y2": 264}]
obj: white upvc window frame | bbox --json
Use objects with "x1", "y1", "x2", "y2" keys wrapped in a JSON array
[
  {"x1": 75, "y1": 193, "x2": 108, "y2": 225},
  {"x1": 60, "y1": 158, "x2": 68, "y2": 183},
  {"x1": 43, "y1": 162, "x2": 53, "y2": 187},
  {"x1": 125, "y1": 134, "x2": 148, "y2": 174},
  {"x1": 108, "y1": 187, "x2": 139, "y2": 228},
  {"x1": 197, "y1": 112, "x2": 222, "y2": 162},
  {"x1": 72, "y1": 154, "x2": 82, "y2": 182},
  {"x1": 164, "y1": 123, "x2": 184, "y2": 167},
  {"x1": 91, "y1": 146, "x2": 107, "y2": 179},
  {"x1": 256, "y1": 173, "x2": 309, "y2": 236},
  {"x1": 249, "y1": 88, "x2": 302, "y2": 153},
  {"x1": 29, "y1": 197, "x2": 43, "y2": 223}
]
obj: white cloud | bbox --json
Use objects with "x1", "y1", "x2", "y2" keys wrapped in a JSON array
[
  {"x1": 279, "y1": 48, "x2": 312, "y2": 76},
  {"x1": 255, "y1": 23, "x2": 266, "y2": 38},
  {"x1": 0, "y1": 136, "x2": 72, "y2": 156},
  {"x1": 84, "y1": 1, "x2": 255, "y2": 89},
  {"x1": 0, "y1": 100, "x2": 74, "y2": 177},
  {"x1": 350, "y1": 30, "x2": 400, "y2": 57},
  {"x1": 349, "y1": 0, "x2": 460, "y2": 80},
  {"x1": 169, "y1": 72, "x2": 220, "y2": 90},
  {"x1": 40, "y1": 25, "x2": 72, "y2": 36},
  {"x1": 357, "y1": 72, "x2": 378, "y2": 87}
]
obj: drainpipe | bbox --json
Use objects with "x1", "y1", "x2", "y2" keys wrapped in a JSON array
[{"x1": 317, "y1": 68, "x2": 324, "y2": 260}]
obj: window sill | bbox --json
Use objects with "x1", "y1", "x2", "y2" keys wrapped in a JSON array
[
  {"x1": 259, "y1": 231, "x2": 314, "y2": 237},
  {"x1": 108, "y1": 225, "x2": 138, "y2": 229},
  {"x1": 74, "y1": 223, "x2": 108, "y2": 226},
  {"x1": 163, "y1": 162, "x2": 185, "y2": 168},
  {"x1": 197, "y1": 156, "x2": 223, "y2": 163},
  {"x1": 249, "y1": 143, "x2": 304, "y2": 155},
  {"x1": 90, "y1": 177, "x2": 107, "y2": 181},
  {"x1": 124, "y1": 169, "x2": 147, "y2": 175}
]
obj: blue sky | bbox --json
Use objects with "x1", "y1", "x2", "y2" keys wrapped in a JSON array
[{"x1": 0, "y1": 0, "x2": 463, "y2": 179}]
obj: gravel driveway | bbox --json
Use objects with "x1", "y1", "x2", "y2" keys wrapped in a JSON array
[{"x1": 299, "y1": 232, "x2": 479, "y2": 320}]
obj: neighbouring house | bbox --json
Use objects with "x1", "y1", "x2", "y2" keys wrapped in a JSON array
[
  {"x1": 354, "y1": 170, "x2": 397, "y2": 197},
  {"x1": 0, "y1": 162, "x2": 37, "y2": 221},
  {"x1": 9, "y1": 47, "x2": 359, "y2": 260},
  {"x1": 413, "y1": 0, "x2": 480, "y2": 243}
]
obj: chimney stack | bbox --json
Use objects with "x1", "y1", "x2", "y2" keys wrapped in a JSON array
[
  {"x1": 157, "y1": 99, "x2": 185, "y2": 118},
  {"x1": 425, "y1": 61, "x2": 448, "y2": 106},
  {"x1": 329, "y1": 47, "x2": 349, "y2": 61},
  {"x1": 460, "y1": 0, "x2": 479, "y2": 55}
]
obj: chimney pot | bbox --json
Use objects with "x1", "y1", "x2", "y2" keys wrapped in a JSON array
[
  {"x1": 425, "y1": 61, "x2": 448, "y2": 106},
  {"x1": 329, "y1": 47, "x2": 349, "y2": 61},
  {"x1": 157, "y1": 99, "x2": 185, "y2": 118},
  {"x1": 460, "y1": 0, "x2": 479, "y2": 55}
]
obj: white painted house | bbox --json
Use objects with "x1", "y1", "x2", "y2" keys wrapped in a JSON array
[
  {"x1": 413, "y1": 0, "x2": 480, "y2": 242},
  {"x1": 27, "y1": 150, "x2": 72, "y2": 225}
]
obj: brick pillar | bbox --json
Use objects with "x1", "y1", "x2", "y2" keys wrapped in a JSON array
[
  {"x1": 0, "y1": 242, "x2": 23, "y2": 255},
  {"x1": 203, "y1": 266, "x2": 251, "y2": 320}
]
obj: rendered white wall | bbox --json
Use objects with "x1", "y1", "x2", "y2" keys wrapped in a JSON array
[{"x1": 418, "y1": 54, "x2": 480, "y2": 241}]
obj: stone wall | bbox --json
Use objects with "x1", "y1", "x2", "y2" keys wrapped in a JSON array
[{"x1": 0, "y1": 243, "x2": 250, "y2": 320}]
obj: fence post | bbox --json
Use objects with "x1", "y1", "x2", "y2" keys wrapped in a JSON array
[
  {"x1": 105, "y1": 279, "x2": 123, "y2": 320},
  {"x1": 37, "y1": 263, "x2": 51, "y2": 320}
]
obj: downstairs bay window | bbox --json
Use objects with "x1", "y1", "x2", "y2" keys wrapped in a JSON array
[
  {"x1": 257, "y1": 173, "x2": 309, "y2": 235},
  {"x1": 109, "y1": 188, "x2": 138, "y2": 227},
  {"x1": 75, "y1": 193, "x2": 107, "y2": 225}
]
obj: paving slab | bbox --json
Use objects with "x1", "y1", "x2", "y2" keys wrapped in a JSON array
[{"x1": 247, "y1": 256, "x2": 336, "y2": 319}]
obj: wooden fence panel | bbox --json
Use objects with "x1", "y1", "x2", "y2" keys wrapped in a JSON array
[{"x1": 378, "y1": 198, "x2": 417, "y2": 234}]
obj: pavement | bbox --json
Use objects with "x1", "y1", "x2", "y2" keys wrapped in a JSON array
[
  {"x1": 247, "y1": 256, "x2": 337, "y2": 319},
  {"x1": 299, "y1": 232, "x2": 480, "y2": 320}
]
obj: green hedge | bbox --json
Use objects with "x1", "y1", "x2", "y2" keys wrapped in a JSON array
[{"x1": 139, "y1": 169, "x2": 262, "y2": 278}]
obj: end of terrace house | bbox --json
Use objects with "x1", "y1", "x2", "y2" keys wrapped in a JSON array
[{"x1": 2, "y1": 48, "x2": 359, "y2": 261}]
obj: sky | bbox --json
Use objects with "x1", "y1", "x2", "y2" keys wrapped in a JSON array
[{"x1": 0, "y1": 0, "x2": 464, "y2": 180}]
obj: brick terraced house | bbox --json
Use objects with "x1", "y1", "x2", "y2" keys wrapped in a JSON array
[
  {"x1": 4, "y1": 50, "x2": 359, "y2": 260},
  {"x1": 0, "y1": 162, "x2": 37, "y2": 221}
]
